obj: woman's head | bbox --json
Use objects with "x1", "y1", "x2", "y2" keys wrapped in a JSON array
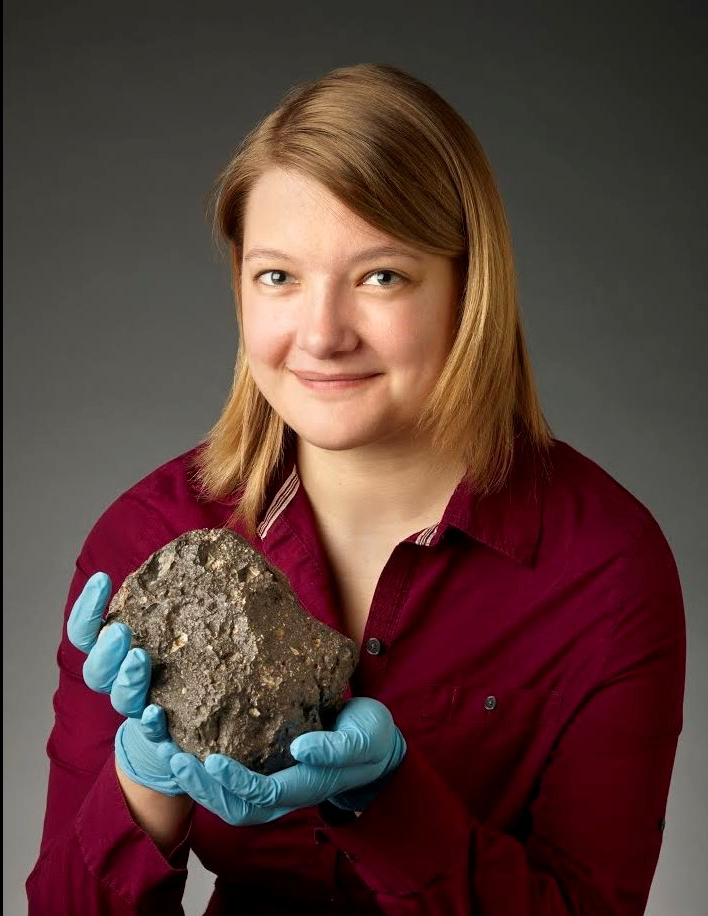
[
  {"x1": 238, "y1": 165, "x2": 463, "y2": 455},
  {"x1": 191, "y1": 62, "x2": 552, "y2": 535}
]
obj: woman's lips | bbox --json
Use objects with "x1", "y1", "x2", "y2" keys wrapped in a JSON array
[{"x1": 293, "y1": 373, "x2": 380, "y2": 391}]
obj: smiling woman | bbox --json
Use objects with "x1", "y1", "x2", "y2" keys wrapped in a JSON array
[
  {"x1": 190, "y1": 62, "x2": 554, "y2": 540},
  {"x1": 27, "y1": 62, "x2": 685, "y2": 916}
]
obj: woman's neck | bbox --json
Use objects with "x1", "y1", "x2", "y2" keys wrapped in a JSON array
[{"x1": 295, "y1": 435, "x2": 467, "y2": 542}]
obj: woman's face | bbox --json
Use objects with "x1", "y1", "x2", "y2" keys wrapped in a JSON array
[{"x1": 239, "y1": 167, "x2": 461, "y2": 453}]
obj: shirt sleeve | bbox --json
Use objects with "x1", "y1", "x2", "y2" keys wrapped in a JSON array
[
  {"x1": 316, "y1": 516, "x2": 686, "y2": 915},
  {"x1": 26, "y1": 493, "x2": 193, "y2": 916}
]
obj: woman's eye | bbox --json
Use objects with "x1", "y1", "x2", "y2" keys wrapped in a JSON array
[
  {"x1": 362, "y1": 269, "x2": 405, "y2": 288},
  {"x1": 255, "y1": 268, "x2": 405, "y2": 288},
  {"x1": 256, "y1": 269, "x2": 291, "y2": 287}
]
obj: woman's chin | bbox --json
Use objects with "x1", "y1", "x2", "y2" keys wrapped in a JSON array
[
  {"x1": 295, "y1": 433, "x2": 374, "y2": 452},
  {"x1": 290, "y1": 422, "x2": 387, "y2": 452}
]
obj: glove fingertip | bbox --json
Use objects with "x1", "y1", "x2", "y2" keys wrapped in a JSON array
[
  {"x1": 170, "y1": 752, "x2": 195, "y2": 774},
  {"x1": 125, "y1": 646, "x2": 150, "y2": 668},
  {"x1": 68, "y1": 598, "x2": 107, "y2": 654},
  {"x1": 140, "y1": 703, "x2": 164, "y2": 731},
  {"x1": 292, "y1": 730, "x2": 344, "y2": 762},
  {"x1": 204, "y1": 754, "x2": 228, "y2": 773},
  {"x1": 111, "y1": 666, "x2": 151, "y2": 717},
  {"x1": 87, "y1": 570, "x2": 111, "y2": 591},
  {"x1": 290, "y1": 732, "x2": 318, "y2": 757},
  {"x1": 66, "y1": 608, "x2": 91, "y2": 653},
  {"x1": 156, "y1": 741, "x2": 176, "y2": 762}
]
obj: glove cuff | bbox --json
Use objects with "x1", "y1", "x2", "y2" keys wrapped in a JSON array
[
  {"x1": 114, "y1": 721, "x2": 186, "y2": 797},
  {"x1": 329, "y1": 726, "x2": 407, "y2": 811}
]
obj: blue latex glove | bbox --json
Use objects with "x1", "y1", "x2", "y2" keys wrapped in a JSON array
[
  {"x1": 163, "y1": 696, "x2": 407, "y2": 825},
  {"x1": 67, "y1": 571, "x2": 184, "y2": 795}
]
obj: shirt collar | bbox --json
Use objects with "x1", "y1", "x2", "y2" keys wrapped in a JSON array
[
  {"x1": 256, "y1": 432, "x2": 545, "y2": 567},
  {"x1": 440, "y1": 435, "x2": 545, "y2": 565}
]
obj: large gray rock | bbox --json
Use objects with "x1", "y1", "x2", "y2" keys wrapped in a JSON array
[{"x1": 104, "y1": 528, "x2": 358, "y2": 774}]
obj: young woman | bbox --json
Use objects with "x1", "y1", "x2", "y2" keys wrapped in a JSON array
[{"x1": 27, "y1": 63, "x2": 685, "y2": 915}]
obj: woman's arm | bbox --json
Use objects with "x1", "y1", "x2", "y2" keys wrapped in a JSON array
[
  {"x1": 115, "y1": 758, "x2": 194, "y2": 855},
  {"x1": 26, "y1": 496, "x2": 196, "y2": 916}
]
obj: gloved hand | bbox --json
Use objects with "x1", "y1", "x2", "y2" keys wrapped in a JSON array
[
  {"x1": 162, "y1": 696, "x2": 407, "y2": 825},
  {"x1": 67, "y1": 571, "x2": 184, "y2": 796}
]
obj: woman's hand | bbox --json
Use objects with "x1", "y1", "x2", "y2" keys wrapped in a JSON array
[
  {"x1": 68, "y1": 575, "x2": 407, "y2": 826},
  {"x1": 163, "y1": 697, "x2": 407, "y2": 825},
  {"x1": 67, "y1": 571, "x2": 184, "y2": 796}
]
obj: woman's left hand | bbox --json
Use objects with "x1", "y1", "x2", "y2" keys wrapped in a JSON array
[{"x1": 160, "y1": 697, "x2": 407, "y2": 826}]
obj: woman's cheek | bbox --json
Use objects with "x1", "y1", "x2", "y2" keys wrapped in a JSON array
[{"x1": 242, "y1": 310, "x2": 291, "y2": 366}]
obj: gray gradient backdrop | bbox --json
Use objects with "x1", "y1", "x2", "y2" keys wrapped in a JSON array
[{"x1": 4, "y1": 2, "x2": 707, "y2": 914}]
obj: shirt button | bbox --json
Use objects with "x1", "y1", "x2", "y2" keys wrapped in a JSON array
[
  {"x1": 484, "y1": 695, "x2": 497, "y2": 710},
  {"x1": 365, "y1": 637, "x2": 383, "y2": 656}
]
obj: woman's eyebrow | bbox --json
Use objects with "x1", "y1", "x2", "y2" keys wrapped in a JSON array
[{"x1": 243, "y1": 245, "x2": 423, "y2": 265}]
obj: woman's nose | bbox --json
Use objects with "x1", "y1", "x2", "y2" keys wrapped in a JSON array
[{"x1": 295, "y1": 291, "x2": 359, "y2": 357}]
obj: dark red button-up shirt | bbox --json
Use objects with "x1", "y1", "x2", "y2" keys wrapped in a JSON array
[{"x1": 26, "y1": 435, "x2": 686, "y2": 915}]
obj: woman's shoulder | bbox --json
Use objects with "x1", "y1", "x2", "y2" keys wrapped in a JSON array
[
  {"x1": 76, "y1": 442, "x2": 235, "y2": 576},
  {"x1": 543, "y1": 437, "x2": 674, "y2": 559}
]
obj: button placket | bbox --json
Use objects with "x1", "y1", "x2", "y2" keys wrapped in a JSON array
[{"x1": 353, "y1": 544, "x2": 418, "y2": 694}]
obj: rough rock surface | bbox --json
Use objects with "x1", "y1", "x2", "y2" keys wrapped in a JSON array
[{"x1": 104, "y1": 528, "x2": 359, "y2": 773}]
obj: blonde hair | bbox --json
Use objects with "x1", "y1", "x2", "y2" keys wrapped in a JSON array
[{"x1": 190, "y1": 62, "x2": 554, "y2": 537}]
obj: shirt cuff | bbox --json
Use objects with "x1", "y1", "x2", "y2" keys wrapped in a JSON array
[
  {"x1": 164, "y1": 805, "x2": 195, "y2": 865},
  {"x1": 318, "y1": 800, "x2": 360, "y2": 826},
  {"x1": 316, "y1": 743, "x2": 472, "y2": 895},
  {"x1": 75, "y1": 754, "x2": 191, "y2": 906}
]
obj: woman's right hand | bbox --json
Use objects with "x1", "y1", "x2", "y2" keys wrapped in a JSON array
[{"x1": 67, "y1": 571, "x2": 185, "y2": 796}]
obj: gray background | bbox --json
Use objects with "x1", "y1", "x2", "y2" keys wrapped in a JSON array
[{"x1": 4, "y1": 1, "x2": 707, "y2": 913}]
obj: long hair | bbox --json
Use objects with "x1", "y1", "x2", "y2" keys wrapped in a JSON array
[{"x1": 190, "y1": 62, "x2": 554, "y2": 537}]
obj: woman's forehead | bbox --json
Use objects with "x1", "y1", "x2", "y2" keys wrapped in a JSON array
[{"x1": 243, "y1": 170, "x2": 435, "y2": 269}]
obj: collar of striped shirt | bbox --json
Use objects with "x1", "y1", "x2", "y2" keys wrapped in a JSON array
[{"x1": 254, "y1": 431, "x2": 544, "y2": 567}]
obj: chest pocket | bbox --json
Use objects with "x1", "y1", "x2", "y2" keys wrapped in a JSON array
[
  {"x1": 407, "y1": 682, "x2": 563, "y2": 825},
  {"x1": 419, "y1": 681, "x2": 562, "y2": 728}
]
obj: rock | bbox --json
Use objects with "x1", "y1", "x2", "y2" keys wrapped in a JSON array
[{"x1": 103, "y1": 528, "x2": 359, "y2": 774}]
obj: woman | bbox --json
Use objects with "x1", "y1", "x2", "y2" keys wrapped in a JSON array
[{"x1": 27, "y1": 63, "x2": 685, "y2": 915}]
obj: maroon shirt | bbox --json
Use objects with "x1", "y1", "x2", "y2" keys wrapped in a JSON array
[{"x1": 26, "y1": 435, "x2": 686, "y2": 915}]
